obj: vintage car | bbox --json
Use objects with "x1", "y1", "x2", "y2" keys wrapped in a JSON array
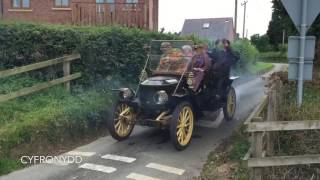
[{"x1": 107, "y1": 40, "x2": 238, "y2": 150}]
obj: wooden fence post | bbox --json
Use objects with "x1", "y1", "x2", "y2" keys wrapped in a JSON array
[
  {"x1": 63, "y1": 61, "x2": 71, "y2": 91},
  {"x1": 266, "y1": 89, "x2": 276, "y2": 156},
  {"x1": 251, "y1": 117, "x2": 263, "y2": 180}
]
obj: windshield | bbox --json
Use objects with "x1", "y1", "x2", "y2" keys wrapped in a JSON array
[{"x1": 149, "y1": 40, "x2": 194, "y2": 75}]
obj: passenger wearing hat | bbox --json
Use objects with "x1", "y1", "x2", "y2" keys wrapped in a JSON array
[
  {"x1": 191, "y1": 44, "x2": 211, "y2": 92},
  {"x1": 158, "y1": 42, "x2": 183, "y2": 72}
]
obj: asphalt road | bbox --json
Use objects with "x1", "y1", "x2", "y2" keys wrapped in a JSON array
[{"x1": 0, "y1": 64, "x2": 287, "y2": 180}]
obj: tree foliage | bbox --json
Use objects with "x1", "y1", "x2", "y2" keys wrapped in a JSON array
[{"x1": 250, "y1": 34, "x2": 273, "y2": 52}]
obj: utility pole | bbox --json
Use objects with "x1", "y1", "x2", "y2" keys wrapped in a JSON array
[
  {"x1": 234, "y1": 0, "x2": 238, "y2": 38},
  {"x1": 241, "y1": 1, "x2": 248, "y2": 39},
  {"x1": 282, "y1": 29, "x2": 286, "y2": 45}
]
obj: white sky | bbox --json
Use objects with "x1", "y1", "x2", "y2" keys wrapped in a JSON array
[{"x1": 159, "y1": 0, "x2": 273, "y2": 38}]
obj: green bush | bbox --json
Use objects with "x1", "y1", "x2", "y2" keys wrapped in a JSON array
[
  {"x1": 0, "y1": 22, "x2": 185, "y2": 84},
  {"x1": 231, "y1": 39, "x2": 259, "y2": 68},
  {"x1": 250, "y1": 34, "x2": 273, "y2": 52}
]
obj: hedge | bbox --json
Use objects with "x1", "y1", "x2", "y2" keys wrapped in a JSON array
[{"x1": 0, "y1": 22, "x2": 204, "y2": 84}]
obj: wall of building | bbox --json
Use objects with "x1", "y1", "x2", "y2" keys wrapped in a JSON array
[
  {"x1": 2, "y1": 0, "x2": 74, "y2": 24},
  {"x1": 1, "y1": 0, "x2": 158, "y2": 30}
]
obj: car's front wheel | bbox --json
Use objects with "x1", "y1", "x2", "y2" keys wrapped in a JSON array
[
  {"x1": 170, "y1": 102, "x2": 195, "y2": 151},
  {"x1": 223, "y1": 86, "x2": 236, "y2": 121},
  {"x1": 107, "y1": 102, "x2": 135, "y2": 141}
]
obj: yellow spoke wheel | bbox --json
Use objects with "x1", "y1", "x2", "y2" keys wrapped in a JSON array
[
  {"x1": 223, "y1": 87, "x2": 236, "y2": 121},
  {"x1": 170, "y1": 102, "x2": 194, "y2": 151},
  {"x1": 107, "y1": 102, "x2": 135, "y2": 141}
]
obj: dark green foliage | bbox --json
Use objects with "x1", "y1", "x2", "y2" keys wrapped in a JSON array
[
  {"x1": 267, "y1": 0, "x2": 298, "y2": 46},
  {"x1": 250, "y1": 34, "x2": 273, "y2": 52},
  {"x1": 231, "y1": 39, "x2": 259, "y2": 68},
  {"x1": 267, "y1": 0, "x2": 320, "y2": 46},
  {"x1": 0, "y1": 22, "x2": 182, "y2": 85}
]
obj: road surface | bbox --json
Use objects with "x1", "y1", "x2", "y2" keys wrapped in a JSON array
[{"x1": 0, "y1": 64, "x2": 287, "y2": 180}]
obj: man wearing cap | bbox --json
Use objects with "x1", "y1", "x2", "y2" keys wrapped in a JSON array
[{"x1": 158, "y1": 42, "x2": 183, "y2": 72}]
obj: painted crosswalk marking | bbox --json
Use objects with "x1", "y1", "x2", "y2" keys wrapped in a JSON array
[
  {"x1": 146, "y1": 163, "x2": 185, "y2": 175},
  {"x1": 66, "y1": 151, "x2": 96, "y2": 157},
  {"x1": 102, "y1": 154, "x2": 136, "y2": 163},
  {"x1": 79, "y1": 163, "x2": 116, "y2": 174},
  {"x1": 127, "y1": 173, "x2": 162, "y2": 180}
]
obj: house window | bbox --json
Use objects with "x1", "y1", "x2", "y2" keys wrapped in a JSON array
[
  {"x1": 96, "y1": 0, "x2": 115, "y2": 13},
  {"x1": 12, "y1": 0, "x2": 30, "y2": 8},
  {"x1": 126, "y1": 0, "x2": 138, "y2": 4},
  {"x1": 203, "y1": 23, "x2": 210, "y2": 29},
  {"x1": 96, "y1": 0, "x2": 115, "y2": 3},
  {"x1": 54, "y1": 0, "x2": 69, "y2": 7}
]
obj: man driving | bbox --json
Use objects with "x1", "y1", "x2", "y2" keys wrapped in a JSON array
[{"x1": 158, "y1": 42, "x2": 183, "y2": 72}]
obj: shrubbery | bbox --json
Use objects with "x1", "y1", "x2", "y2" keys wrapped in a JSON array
[
  {"x1": 0, "y1": 22, "x2": 187, "y2": 84},
  {"x1": 231, "y1": 39, "x2": 259, "y2": 68}
]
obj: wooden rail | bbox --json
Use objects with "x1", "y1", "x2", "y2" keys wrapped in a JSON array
[
  {"x1": 248, "y1": 154, "x2": 320, "y2": 168},
  {"x1": 244, "y1": 75, "x2": 320, "y2": 180},
  {"x1": 0, "y1": 54, "x2": 80, "y2": 79},
  {"x1": 248, "y1": 120, "x2": 320, "y2": 132},
  {"x1": 0, "y1": 54, "x2": 81, "y2": 102}
]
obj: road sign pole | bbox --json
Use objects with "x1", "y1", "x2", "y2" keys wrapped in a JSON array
[{"x1": 297, "y1": 0, "x2": 308, "y2": 107}]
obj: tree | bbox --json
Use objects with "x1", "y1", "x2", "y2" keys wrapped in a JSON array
[
  {"x1": 250, "y1": 34, "x2": 272, "y2": 52},
  {"x1": 267, "y1": 0, "x2": 320, "y2": 75},
  {"x1": 267, "y1": 0, "x2": 297, "y2": 47}
]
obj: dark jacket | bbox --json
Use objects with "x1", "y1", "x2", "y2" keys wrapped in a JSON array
[{"x1": 208, "y1": 47, "x2": 239, "y2": 76}]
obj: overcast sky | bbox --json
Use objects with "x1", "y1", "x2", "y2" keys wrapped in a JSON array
[{"x1": 159, "y1": 0, "x2": 273, "y2": 38}]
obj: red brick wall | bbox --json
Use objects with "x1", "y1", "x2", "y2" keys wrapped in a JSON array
[
  {"x1": 2, "y1": 0, "x2": 158, "y2": 30},
  {"x1": 2, "y1": 0, "x2": 75, "y2": 24}
]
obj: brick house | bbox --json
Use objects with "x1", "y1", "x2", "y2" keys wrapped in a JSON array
[{"x1": 0, "y1": 0, "x2": 158, "y2": 30}]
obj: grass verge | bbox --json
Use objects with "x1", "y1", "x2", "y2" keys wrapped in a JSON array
[
  {"x1": 0, "y1": 76, "x2": 113, "y2": 175},
  {"x1": 198, "y1": 125, "x2": 250, "y2": 180}
]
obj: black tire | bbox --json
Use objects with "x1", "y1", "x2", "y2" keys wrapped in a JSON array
[
  {"x1": 223, "y1": 86, "x2": 236, "y2": 121},
  {"x1": 170, "y1": 101, "x2": 195, "y2": 151},
  {"x1": 107, "y1": 102, "x2": 135, "y2": 141}
]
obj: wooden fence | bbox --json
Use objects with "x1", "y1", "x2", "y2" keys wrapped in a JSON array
[
  {"x1": 0, "y1": 54, "x2": 81, "y2": 103},
  {"x1": 243, "y1": 75, "x2": 320, "y2": 180},
  {"x1": 71, "y1": 2, "x2": 148, "y2": 28}
]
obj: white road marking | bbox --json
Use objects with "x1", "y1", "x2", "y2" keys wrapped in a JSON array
[
  {"x1": 127, "y1": 173, "x2": 162, "y2": 180},
  {"x1": 146, "y1": 163, "x2": 185, "y2": 175},
  {"x1": 65, "y1": 151, "x2": 96, "y2": 157},
  {"x1": 79, "y1": 163, "x2": 116, "y2": 174},
  {"x1": 101, "y1": 154, "x2": 136, "y2": 163}
]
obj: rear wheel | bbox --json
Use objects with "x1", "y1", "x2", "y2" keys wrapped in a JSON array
[
  {"x1": 107, "y1": 102, "x2": 135, "y2": 141},
  {"x1": 223, "y1": 87, "x2": 236, "y2": 121},
  {"x1": 170, "y1": 102, "x2": 195, "y2": 151}
]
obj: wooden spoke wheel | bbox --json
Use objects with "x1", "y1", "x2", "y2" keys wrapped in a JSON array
[
  {"x1": 107, "y1": 102, "x2": 135, "y2": 141},
  {"x1": 170, "y1": 102, "x2": 194, "y2": 151},
  {"x1": 223, "y1": 87, "x2": 236, "y2": 121}
]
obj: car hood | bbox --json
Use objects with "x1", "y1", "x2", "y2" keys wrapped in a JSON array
[{"x1": 141, "y1": 76, "x2": 179, "y2": 86}]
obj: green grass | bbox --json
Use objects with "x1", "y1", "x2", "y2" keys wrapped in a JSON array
[
  {"x1": 259, "y1": 51, "x2": 287, "y2": 63},
  {"x1": 0, "y1": 75, "x2": 113, "y2": 175},
  {"x1": 247, "y1": 62, "x2": 275, "y2": 74},
  {"x1": 0, "y1": 159, "x2": 22, "y2": 175},
  {"x1": 265, "y1": 75, "x2": 320, "y2": 179}
]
